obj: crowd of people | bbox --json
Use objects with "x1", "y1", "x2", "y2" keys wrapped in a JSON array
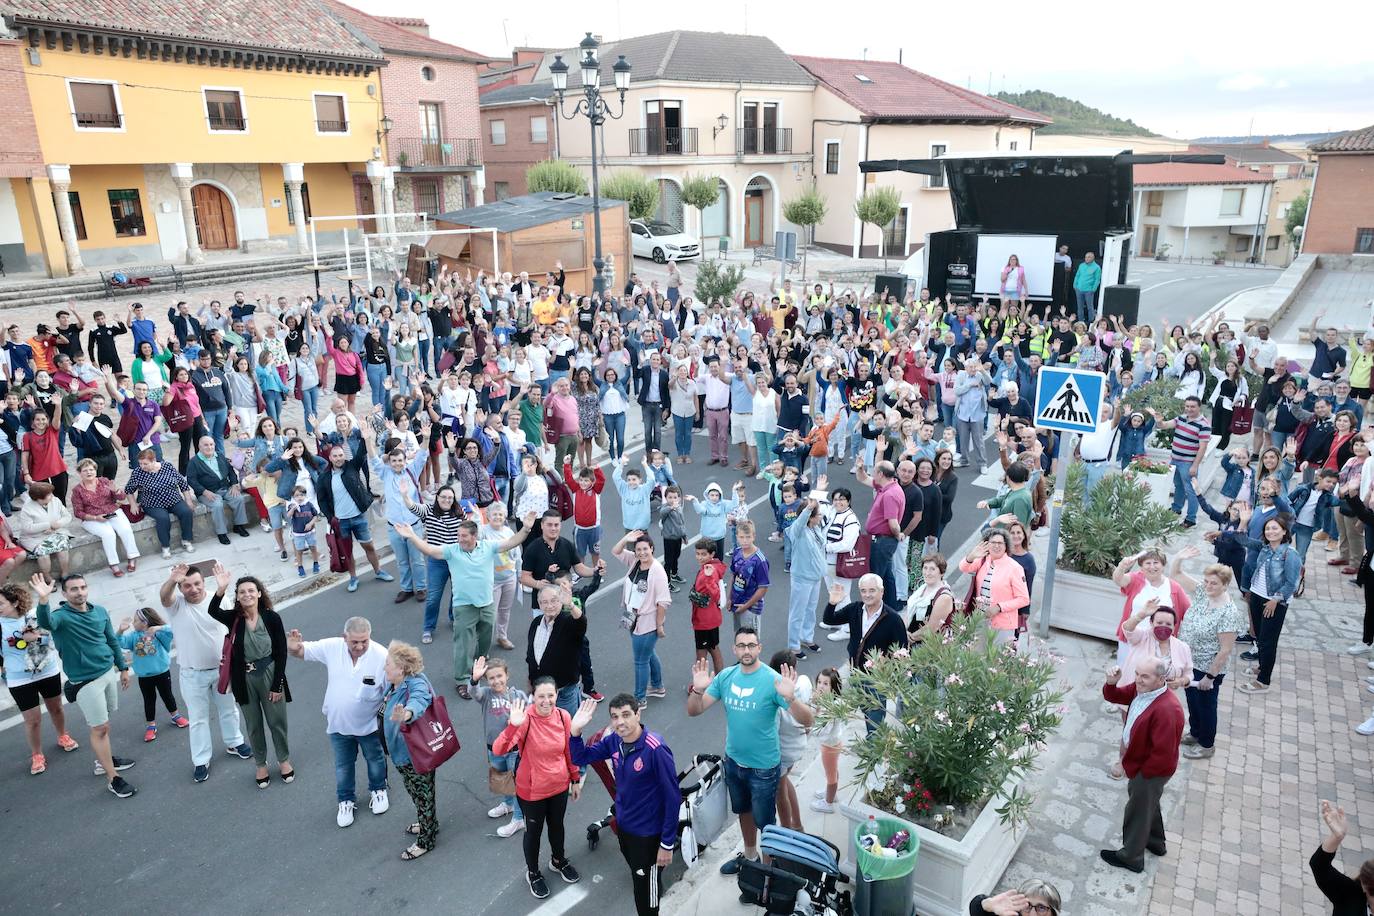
[{"x1": 3, "y1": 259, "x2": 1374, "y2": 914}]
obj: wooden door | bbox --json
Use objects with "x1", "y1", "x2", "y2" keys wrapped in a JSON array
[
  {"x1": 745, "y1": 195, "x2": 763, "y2": 247},
  {"x1": 191, "y1": 184, "x2": 236, "y2": 250},
  {"x1": 355, "y1": 180, "x2": 376, "y2": 234},
  {"x1": 1140, "y1": 225, "x2": 1159, "y2": 256}
]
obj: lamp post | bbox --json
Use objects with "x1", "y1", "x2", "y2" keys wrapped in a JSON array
[{"x1": 549, "y1": 33, "x2": 631, "y2": 297}]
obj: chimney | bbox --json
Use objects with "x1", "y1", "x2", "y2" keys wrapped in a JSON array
[
  {"x1": 1261, "y1": 137, "x2": 1270, "y2": 148},
  {"x1": 378, "y1": 16, "x2": 430, "y2": 37}
]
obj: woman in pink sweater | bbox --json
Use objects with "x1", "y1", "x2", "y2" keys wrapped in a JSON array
[
  {"x1": 959, "y1": 528, "x2": 1030, "y2": 641},
  {"x1": 612, "y1": 530, "x2": 673, "y2": 704},
  {"x1": 492, "y1": 679, "x2": 583, "y2": 899},
  {"x1": 322, "y1": 310, "x2": 364, "y2": 414}
]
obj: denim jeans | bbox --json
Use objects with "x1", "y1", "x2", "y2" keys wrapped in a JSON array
[
  {"x1": 786, "y1": 576, "x2": 822, "y2": 650},
  {"x1": 1294, "y1": 523, "x2": 1316, "y2": 563},
  {"x1": 488, "y1": 748, "x2": 523, "y2": 819},
  {"x1": 422, "y1": 556, "x2": 452, "y2": 633},
  {"x1": 1183, "y1": 669, "x2": 1227, "y2": 748},
  {"x1": 392, "y1": 363, "x2": 412, "y2": 397},
  {"x1": 1083, "y1": 459, "x2": 1112, "y2": 501},
  {"x1": 1270, "y1": 429, "x2": 1290, "y2": 456},
  {"x1": 146, "y1": 501, "x2": 195, "y2": 549},
  {"x1": 201, "y1": 407, "x2": 228, "y2": 456},
  {"x1": 631, "y1": 630, "x2": 662, "y2": 701},
  {"x1": 1247, "y1": 592, "x2": 1289, "y2": 685},
  {"x1": 127, "y1": 440, "x2": 165, "y2": 467},
  {"x1": 1075, "y1": 288, "x2": 1097, "y2": 323},
  {"x1": 178, "y1": 665, "x2": 245, "y2": 766},
  {"x1": 641, "y1": 403, "x2": 663, "y2": 452},
  {"x1": 672, "y1": 414, "x2": 694, "y2": 458},
  {"x1": 0, "y1": 449, "x2": 15, "y2": 514},
  {"x1": 722, "y1": 757, "x2": 780, "y2": 830},
  {"x1": 938, "y1": 402, "x2": 956, "y2": 430},
  {"x1": 1170, "y1": 459, "x2": 1200, "y2": 523},
  {"x1": 299, "y1": 387, "x2": 319, "y2": 434},
  {"x1": 556, "y1": 683, "x2": 582, "y2": 719},
  {"x1": 262, "y1": 391, "x2": 282, "y2": 427},
  {"x1": 418, "y1": 339, "x2": 431, "y2": 376},
  {"x1": 869, "y1": 535, "x2": 899, "y2": 605},
  {"x1": 386, "y1": 520, "x2": 427, "y2": 592},
  {"x1": 604, "y1": 412, "x2": 626, "y2": 460},
  {"x1": 329, "y1": 731, "x2": 388, "y2": 803},
  {"x1": 203, "y1": 488, "x2": 248, "y2": 535},
  {"x1": 366, "y1": 363, "x2": 388, "y2": 407}
]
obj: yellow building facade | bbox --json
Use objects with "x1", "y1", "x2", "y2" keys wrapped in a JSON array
[{"x1": 1, "y1": 3, "x2": 390, "y2": 276}]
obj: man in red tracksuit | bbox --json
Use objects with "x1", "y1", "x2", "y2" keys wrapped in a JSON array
[
  {"x1": 1099, "y1": 658, "x2": 1185, "y2": 873},
  {"x1": 690, "y1": 540, "x2": 726, "y2": 675},
  {"x1": 562, "y1": 455, "x2": 605, "y2": 558}
]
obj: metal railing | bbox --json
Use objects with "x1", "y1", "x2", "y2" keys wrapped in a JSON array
[
  {"x1": 316, "y1": 119, "x2": 349, "y2": 133},
  {"x1": 628, "y1": 127, "x2": 698, "y2": 156},
  {"x1": 208, "y1": 115, "x2": 246, "y2": 131},
  {"x1": 736, "y1": 127, "x2": 792, "y2": 155},
  {"x1": 392, "y1": 136, "x2": 483, "y2": 168},
  {"x1": 75, "y1": 111, "x2": 122, "y2": 128}
]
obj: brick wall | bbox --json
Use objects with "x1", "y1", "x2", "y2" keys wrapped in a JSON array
[
  {"x1": 381, "y1": 53, "x2": 482, "y2": 165},
  {"x1": 480, "y1": 101, "x2": 555, "y2": 197},
  {"x1": 1305, "y1": 153, "x2": 1374, "y2": 253},
  {"x1": 0, "y1": 40, "x2": 45, "y2": 179}
]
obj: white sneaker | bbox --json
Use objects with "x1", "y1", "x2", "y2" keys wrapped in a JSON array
[
  {"x1": 1367, "y1": 660, "x2": 1374, "y2": 671},
  {"x1": 1364, "y1": 676, "x2": 1374, "y2": 685},
  {"x1": 488, "y1": 802, "x2": 513, "y2": 819},
  {"x1": 161, "y1": 548, "x2": 172, "y2": 559},
  {"x1": 337, "y1": 801, "x2": 356, "y2": 827},
  {"x1": 1358, "y1": 716, "x2": 1374, "y2": 736},
  {"x1": 370, "y1": 788, "x2": 389, "y2": 814},
  {"x1": 497, "y1": 817, "x2": 526, "y2": 838},
  {"x1": 1348, "y1": 644, "x2": 1372, "y2": 655},
  {"x1": 827, "y1": 630, "x2": 848, "y2": 642},
  {"x1": 181, "y1": 541, "x2": 195, "y2": 553},
  {"x1": 812, "y1": 789, "x2": 827, "y2": 800},
  {"x1": 259, "y1": 520, "x2": 272, "y2": 533},
  {"x1": 809, "y1": 798, "x2": 835, "y2": 813}
]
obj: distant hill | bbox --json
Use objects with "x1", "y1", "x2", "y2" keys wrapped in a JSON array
[
  {"x1": 1192, "y1": 131, "x2": 1345, "y2": 145},
  {"x1": 994, "y1": 90, "x2": 1155, "y2": 137}
]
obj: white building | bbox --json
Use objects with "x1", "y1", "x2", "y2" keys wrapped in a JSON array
[{"x1": 1131, "y1": 162, "x2": 1276, "y2": 262}]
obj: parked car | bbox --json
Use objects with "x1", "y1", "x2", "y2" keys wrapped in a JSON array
[{"x1": 630, "y1": 219, "x2": 701, "y2": 263}]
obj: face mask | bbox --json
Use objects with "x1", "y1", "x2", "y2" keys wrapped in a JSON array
[{"x1": 1152, "y1": 625, "x2": 1173, "y2": 642}]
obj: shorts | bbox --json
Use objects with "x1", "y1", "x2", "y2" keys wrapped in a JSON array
[
  {"x1": 693, "y1": 627, "x2": 720, "y2": 651},
  {"x1": 722, "y1": 756, "x2": 780, "y2": 830},
  {"x1": 292, "y1": 530, "x2": 318, "y2": 551},
  {"x1": 73, "y1": 667, "x2": 121, "y2": 727},
  {"x1": 336, "y1": 514, "x2": 373, "y2": 544},
  {"x1": 1251, "y1": 410, "x2": 1269, "y2": 431},
  {"x1": 8, "y1": 672, "x2": 61, "y2": 712},
  {"x1": 267, "y1": 503, "x2": 287, "y2": 531},
  {"x1": 730, "y1": 413, "x2": 753, "y2": 444},
  {"x1": 1353, "y1": 386, "x2": 1371, "y2": 401}
]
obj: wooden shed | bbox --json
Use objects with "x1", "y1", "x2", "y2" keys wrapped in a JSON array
[{"x1": 431, "y1": 192, "x2": 631, "y2": 295}]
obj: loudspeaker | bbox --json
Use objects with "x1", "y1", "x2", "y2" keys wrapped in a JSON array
[
  {"x1": 946, "y1": 277, "x2": 974, "y2": 303},
  {"x1": 874, "y1": 273, "x2": 907, "y2": 302},
  {"x1": 1101, "y1": 284, "x2": 1140, "y2": 326}
]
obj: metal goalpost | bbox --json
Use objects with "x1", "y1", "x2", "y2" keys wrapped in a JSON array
[
  {"x1": 306, "y1": 211, "x2": 432, "y2": 277},
  {"x1": 359, "y1": 227, "x2": 501, "y2": 290}
]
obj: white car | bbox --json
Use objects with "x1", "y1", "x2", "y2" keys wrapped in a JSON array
[{"x1": 630, "y1": 219, "x2": 701, "y2": 263}]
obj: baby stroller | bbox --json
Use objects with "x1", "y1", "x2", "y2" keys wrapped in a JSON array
[
  {"x1": 737, "y1": 826, "x2": 853, "y2": 916},
  {"x1": 585, "y1": 750, "x2": 729, "y2": 865}
]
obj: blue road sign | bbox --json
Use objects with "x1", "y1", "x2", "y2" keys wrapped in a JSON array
[{"x1": 1033, "y1": 366, "x2": 1106, "y2": 434}]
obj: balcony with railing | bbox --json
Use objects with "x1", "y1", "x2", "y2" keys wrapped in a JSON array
[
  {"x1": 628, "y1": 127, "x2": 698, "y2": 156},
  {"x1": 75, "y1": 111, "x2": 122, "y2": 129},
  {"x1": 208, "y1": 115, "x2": 246, "y2": 131},
  {"x1": 316, "y1": 118, "x2": 349, "y2": 133},
  {"x1": 736, "y1": 127, "x2": 792, "y2": 156},
  {"x1": 393, "y1": 137, "x2": 483, "y2": 169}
]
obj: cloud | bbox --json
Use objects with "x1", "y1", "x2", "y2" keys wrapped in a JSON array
[{"x1": 1218, "y1": 73, "x2": 1272, "y2": 92}]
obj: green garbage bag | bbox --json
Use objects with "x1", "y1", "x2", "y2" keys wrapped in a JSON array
[{"x1": 854, "y1": 817, "x2": 920, "y2": 881}]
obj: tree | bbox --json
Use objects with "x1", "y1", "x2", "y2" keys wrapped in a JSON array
[
  {"x1": 854, "y1": 186, "x2": 903, "y2": 268},
  {"x1": 783, "y1": 189, "x2": 828, "y2": 280},
  {"x1": 1286, "y1": 188, "x2": 1310, "y2": 249},
  {"x1": 693, "y1": 258, "x2": 746, "y2": 305},
  {"x1": 526, "y1": 160, "x2": 587, "y2": 195},
  {"x1": 599, "y1": 171, "x2": 660, "y2": 222},
  {"x1": 680, "y1": 174, "x2": 721, "y2": 249}
]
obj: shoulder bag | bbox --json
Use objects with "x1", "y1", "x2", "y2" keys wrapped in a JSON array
[
  {"x1": 835, "y1": 532, "x2": 871, "y2": 579},
  {"x1": 216, "y1": 615, "x2": 239, "y2": 694},
  {"x1": 399, "y1": 677, "x2": 461, "y2": 774},
  {"x1": 1229, "y1": 396, "x2": 1255, "y2": 435}
]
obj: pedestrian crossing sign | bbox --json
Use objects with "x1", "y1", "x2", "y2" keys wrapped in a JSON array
[{"x1": 1033, "y1": 366, "x2": 1105, "y2": 434}]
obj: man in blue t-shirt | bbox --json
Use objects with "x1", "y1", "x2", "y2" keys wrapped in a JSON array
[{"x1": 686, "y1": 626, "x2": 813, "y2": 877}]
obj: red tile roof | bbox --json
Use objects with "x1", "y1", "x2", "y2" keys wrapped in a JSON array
[
  {"x1": 1310, "y1": 124, "x2": 1374, "y2": 153},
  {"x1": 792, "y1": 56, "x2": 1050, "y2": 125},
  {"x1": 325, "y1": 1, "x2": 495, "y2": 63},
  {"x1": 1133, "y1": 162, "x2": 1275, "y2": 186}
]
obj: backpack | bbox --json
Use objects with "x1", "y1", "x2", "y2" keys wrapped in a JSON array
[{"x1": 544, "y1": 472, "x2": 574, "y2": 520}]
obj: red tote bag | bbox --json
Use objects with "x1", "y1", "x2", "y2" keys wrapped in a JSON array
[
  {"x1": 835, "y1": 533, "x2": 872, "y2": 579},
  {"x1": 399, "y1": 682, "x2": 460, "y2": 774},
  {"x1": 1229, "y1": 396, "x2": 1255, "y2": 435},
  {"x1": 327, "y1": 520, "x2": 353, "y2": 574}
]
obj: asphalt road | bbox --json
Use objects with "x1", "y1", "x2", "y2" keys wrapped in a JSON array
[
  {"x1": 1126, "y1": 260, "x2": 1281, "y2": 329},
  {"x1": 0, "y1": 428, "x2": 990, "y2": 916}
]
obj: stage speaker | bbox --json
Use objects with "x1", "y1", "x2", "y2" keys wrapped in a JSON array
[
  {"x1": 1102, "y1": 284, "x2": 1140, "y2": 326},
  {"x1": 946, "y1": 277, "x2": 974, "y2": 303},
  {"x1": 874, "y1": 273, "x2": 907, "y2": 301}
]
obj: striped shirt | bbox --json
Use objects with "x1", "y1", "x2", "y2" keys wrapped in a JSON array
[
  {"x1": 416, "y1": 506, "x2": 464, "y2": 546},
  {"x1": 1170, "y1": 414, "x2": 1211, "y2": 462}
]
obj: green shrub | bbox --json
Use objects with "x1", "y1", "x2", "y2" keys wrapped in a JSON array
[
  {"x1": 693, "y1": 258, "x2": 746, "y2": 304},
  {"x1": 1059, "y1": 462, "x2": 1182, "y2": 576},
  {"x1": 599, "y1": 171, "x2": 660, "y2": 221},
  {"x1": 525, "y1": 160, "x2": 588, "y2": 195}
]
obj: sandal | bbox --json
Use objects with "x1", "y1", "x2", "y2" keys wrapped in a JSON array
[
  {"x1": 255, "y1": 773, "x2": 271, "y2": 789},
  {"x1": 280, "y1": 767, "x2": 295, "y2": 784},
  {"x1": 400, "y1": 843, "x2": 430, "y2": 861},
  {"x1": 109, "y1": 565, "x2": 124, "y2": 578},
  {"x1": 405, "y1": 823, "x2": 422, "y2": 836},
  {"x1": 1237, "y1": 680, "x2": 1270, "y2": 694},
  {"x1": 126, "y1": 560, "x2": 137, "y2": 573}
]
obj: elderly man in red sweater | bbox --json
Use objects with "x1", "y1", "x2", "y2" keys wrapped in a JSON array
[{"x1": 1099, "y1": 658, "x2": 1185, "y2": 873}]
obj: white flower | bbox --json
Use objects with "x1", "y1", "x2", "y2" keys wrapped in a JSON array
[
  {"x1": 945, "y1": 673, "x2": 963, "y2": 686},
  {"x1": 995, "y1": 701, "x2": 1007, "y2": 714},
  {"x1": 894, "y1": 798, "x2": 906, "y2": 814}
]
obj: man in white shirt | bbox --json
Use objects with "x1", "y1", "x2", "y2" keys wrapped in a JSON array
[
  {"x1": 316, "y1": 397, "x2": 360, "y2": 438},
  {"x1": 1079, "y1": 402, "x2": 1119, "y2": 497},
  {"x1": 287, "y1": 616, "x2": 390, "y2": 827},
  {"x1": 160, "y1": 563, "x2": 253, "y2": 783},
  {"x1": 1241, "y1": 322, "x2": 1279, "y2": 380}
]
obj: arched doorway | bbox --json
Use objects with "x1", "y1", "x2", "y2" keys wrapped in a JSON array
[
  {"x1": 744, "y1": 176, "x2": 773, "y2": 248},
  {"x1": 192, "y1": 183, "x2": 238, "y2": 250}
]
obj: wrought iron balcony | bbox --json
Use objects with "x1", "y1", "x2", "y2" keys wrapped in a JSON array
[
  {"x1": 736, "y1": 127, "x2": 792, "y2": 155},
  {"x1": 393, "y1": 136, "x2": 483, "y2": 168},
  {"x1": 628, "y1": 127, "x2": 698, "y2": 156}
]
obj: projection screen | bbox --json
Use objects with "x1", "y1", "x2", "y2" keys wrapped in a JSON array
[{"x1": 974, "y1": 234, "x2": 1057, "y2": 299}]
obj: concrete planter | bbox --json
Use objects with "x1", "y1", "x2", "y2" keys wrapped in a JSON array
[
  {"x1": 1045, "y1": 569, "x2": 1122, "y2": 641},
  {"x1": 1136, "y1": 467, "x2": 1174, "y2": 508},
  {"x1": 838, "y1": 775, "x2": 1027, "y2": 916}
]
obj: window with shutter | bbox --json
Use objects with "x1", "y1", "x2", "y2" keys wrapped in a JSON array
[
  {"x1": 205, "y1": 89, "x2": 246, "y2": 131},
  {"x1": 314, "y1": 94, "x2": 347, "y2": 133},
  {"x1": 284, "y1": 182, "x2": 312, "y2": 226},
  {"x1": 107, "y1": 189, "x2": 145, "y2": 237},
  {"x1": 69, "y1": 81, "x2": 121, "y2": 129}
]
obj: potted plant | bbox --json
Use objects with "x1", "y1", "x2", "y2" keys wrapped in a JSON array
[
  {"x1": 823, "y1": 618, "x2": 1065, "y2": 916},
  {"x1": 1211, "y1": 249, "x2": 1228, "y2": 265},
  {"x1": 1153, "y1": 242, "x2": 1172, "y2": 261},
  {"x1": 397, "y1": 150, "x2": 409, "y2": 167},
  {"x1": 1050, "y1": 463, "x2": 1182, "y2": 639}
]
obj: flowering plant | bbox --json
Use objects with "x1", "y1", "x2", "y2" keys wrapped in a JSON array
[
  {"x1": 816, "y1": 616, "x2": 1065, "y2": 830},
  {"x1": 1127, "y1": 454, "x2": 1171, "y2": 475}
]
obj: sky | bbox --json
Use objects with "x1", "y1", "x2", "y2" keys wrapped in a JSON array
[{"x1": 348, "y1": 0, "x2": 1374, "y2": 139}]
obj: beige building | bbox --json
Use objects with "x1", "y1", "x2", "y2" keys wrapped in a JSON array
[
  {"x1": 795, "y1": 57, "x2": 1048, "y2": 259},
  {"x1": 1189, "y1": 141, "x2": 1314, "y2": 266}
]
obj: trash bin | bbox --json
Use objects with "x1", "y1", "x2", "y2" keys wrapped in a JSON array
[{"x1": 853, "y1": 817, "x2": 919, "y2": 916}]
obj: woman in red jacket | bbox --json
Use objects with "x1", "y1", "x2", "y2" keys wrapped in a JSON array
[{"x1": 493, "y1": 677, "x2": 584, "y2": 900}]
